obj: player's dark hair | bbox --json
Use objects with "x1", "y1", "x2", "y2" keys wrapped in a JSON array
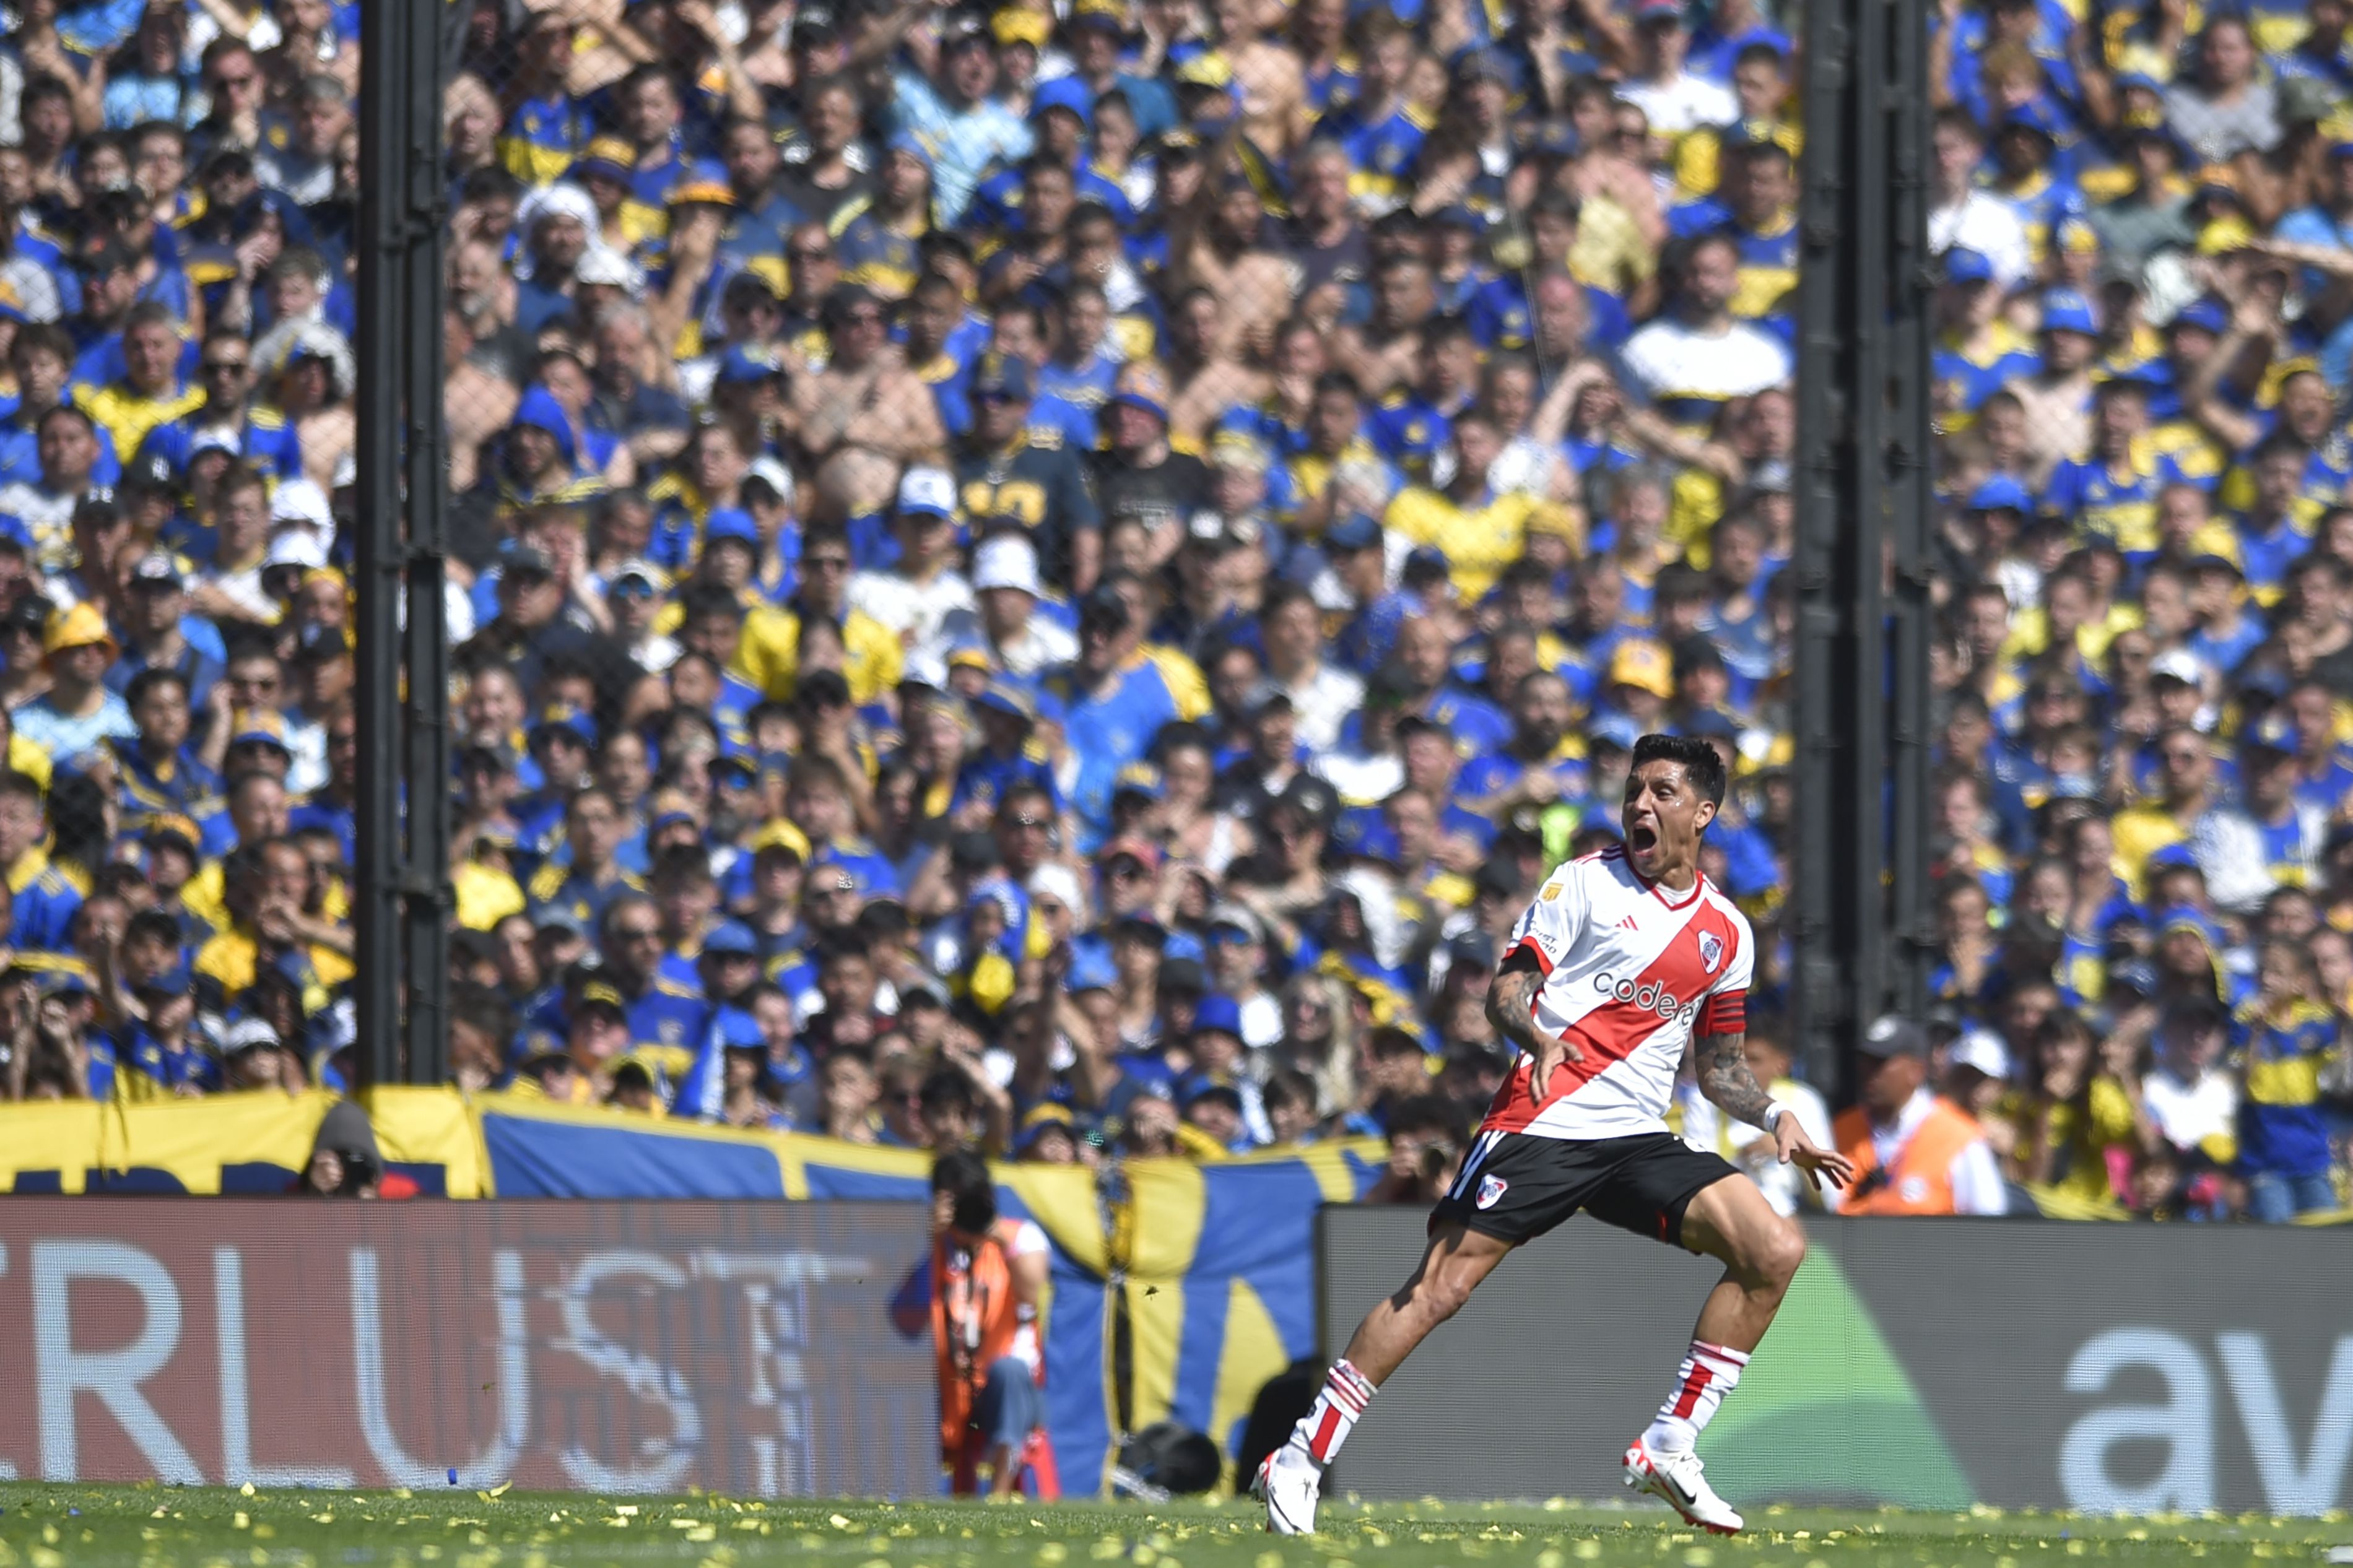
[
  {"x1": 931, "y1": 1148, "x2": 996, "y2": 1233},
  {"x1": 1631, "y1": 733, "x2": 1727, "y2": 808}
]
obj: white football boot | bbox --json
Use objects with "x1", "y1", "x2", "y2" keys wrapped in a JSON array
[
  {"x1": 1252, "y1": 1445, "x2": 1323, "y2": 1535},
  {"x1": 1622, "y1": 1437, "x2": 1743, "y2": 1535}
]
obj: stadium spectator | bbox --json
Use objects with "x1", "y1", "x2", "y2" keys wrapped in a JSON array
[{"x1": 1830, "y1": 1016, "x2": 2008, "y2": 1215}]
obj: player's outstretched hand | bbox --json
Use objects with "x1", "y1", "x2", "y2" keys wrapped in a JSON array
[
  {"x1": 1523, "y1": 1029, "x2": 1586, "y2": 1106},
  {"x1": 1774, "y1": 1115, "x2": 1856, "y2": 1192}
]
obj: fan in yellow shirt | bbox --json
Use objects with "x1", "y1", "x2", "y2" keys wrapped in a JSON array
[
  {"x1": 1382, "y1": 410, "x2": 1580, "y2": 602},
  {"x1": 732, "y1": 524, "x2": 905, "y2": 706},
  {"x1": 2109, "y1": 725, "x2": 2220, "y2": 898}
]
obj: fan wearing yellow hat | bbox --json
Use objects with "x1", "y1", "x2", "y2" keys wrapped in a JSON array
[
  {"x1": 14, "y1": 602, "x2": 134, "y2": 765},
  {"x1": 1604, "y1": 638, "x2": 1676, "y2": 732}
]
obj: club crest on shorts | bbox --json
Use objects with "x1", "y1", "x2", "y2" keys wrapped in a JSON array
[
  {"x1": 1698, "y1": 932, "x2": 1724, "y2": 974},
  {"x1": 1475, "y1": 1174, "x2": 1509, "y2": 1210}
]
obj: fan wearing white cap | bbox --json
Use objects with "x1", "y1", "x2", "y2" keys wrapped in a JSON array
[
  {"x1": 269, "y1": 477, "x2": 334, "y2": 544},
  {"x1": 847, "y1": 465, "x2": 977, "y2": 665},
  {"x1": 939, "y1": 531, "x2": 1077, "y2": 677}
]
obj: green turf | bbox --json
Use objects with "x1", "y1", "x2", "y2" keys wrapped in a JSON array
[{"x1": 0, "y1": 1484, "x2": 2341, "y2": 1568}]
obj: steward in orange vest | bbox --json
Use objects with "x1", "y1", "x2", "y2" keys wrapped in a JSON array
[
  {"x1": 926, "y1": 1150, "x2": 1052, "y2": 1496},
  {"x1": 1832, "y1": 1017, "x2": 2007, "y2": 1216}
]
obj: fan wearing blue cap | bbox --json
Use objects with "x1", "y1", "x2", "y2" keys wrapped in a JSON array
[
  {"x1": 1931, "y1": 248, "x2": 2042, "y2": 433},
  {"x1": 1964, "y1": 473, "x2": 2033, "y2": 520},
  {"x1": 1173, "y1": 993, "x2": 1270, "y2": 1148},
  {"x1": 1988, "y1": 287, "x2": 2099, "y2": 466},
  {"x1": 495, "y1": 384, "x2": 607, "y2": 516},
  {"x1": 2203, "y1": 714, "x2": 2331, "y2": 917},
  {"x1": 975, "y1": 79, "x2": 1140, "y2": 236},
  {"x1": 954, "y1": 350, "x2": 1102, "y2": 594},
  {"x1": 951, "y1": 675, "x2": 1065, "y2": 822},
  {"x1": 1987, "y1": 100, "x2": 2082, "y2": 262}
]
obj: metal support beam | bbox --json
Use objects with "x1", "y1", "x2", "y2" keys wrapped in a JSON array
[
  {"x1": 1791, "y1": 0, "x2": 1855, "y2": 1101},
  {"x1": 1884, "y1": 0, "x2": 1936, "y2": 1023},
  {"x1": 1845, "y1": 0, "x2": 1889, "y2": 1077},
  {"x1": 1792, "y1": 0, "x2": 1934, "y2": 1102},
  {"x1": 399, "y1": 0, "x2": 452, "y2": 1086},
  {"x1": 356, "y1": 0, "x2": 450, "y2": 1088}
]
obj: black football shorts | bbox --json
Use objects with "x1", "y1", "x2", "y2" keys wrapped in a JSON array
[{"x1": 1428, "y1": 1130, "x2": 1738, "y2": 1250}]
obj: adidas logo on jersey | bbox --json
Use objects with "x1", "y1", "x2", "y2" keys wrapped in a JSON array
[{"x1": 1593, "y1": 971, "x2": 1700, "y2": 1022}]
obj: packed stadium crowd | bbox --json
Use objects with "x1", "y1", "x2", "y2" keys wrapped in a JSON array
[{"x1": 0, "y1": 0, "x2": 2346, "y2": 1221}]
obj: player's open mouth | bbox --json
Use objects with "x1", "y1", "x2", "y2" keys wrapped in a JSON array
[{"x1": 1628, "y1": 823, "x2": 1658, "y2": 854}]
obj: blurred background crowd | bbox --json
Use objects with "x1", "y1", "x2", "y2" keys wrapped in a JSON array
[{"x1": 0, "y1": 0, "x2": 2347, "y2": 1220}]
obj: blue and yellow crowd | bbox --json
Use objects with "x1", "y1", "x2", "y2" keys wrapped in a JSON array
[{"x1": 0, "y1": 0, "x2": 2345, "y2": 1219}]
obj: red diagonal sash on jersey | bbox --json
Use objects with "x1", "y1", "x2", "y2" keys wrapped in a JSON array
[{"x1": 1482, "y1": 904, "x2": 1741, "y2": 1133}]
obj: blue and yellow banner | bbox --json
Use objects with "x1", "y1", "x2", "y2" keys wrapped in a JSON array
[{"x1": 1124, "y1": 1141, "x2": 1383, "y2": 1465}]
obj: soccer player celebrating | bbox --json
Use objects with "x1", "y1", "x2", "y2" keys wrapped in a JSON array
[{"x1": 1256, "y1": 734, "x2": 1855, "y2": 1536}]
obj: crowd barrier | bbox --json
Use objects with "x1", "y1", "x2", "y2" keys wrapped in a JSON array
[
  {"x1": 0, "y1": 1091, "x2": 1381, "y2": 1494},
  {"x1": 1320, "y1": 1206, "x2": 2353, "y2": 1516}
]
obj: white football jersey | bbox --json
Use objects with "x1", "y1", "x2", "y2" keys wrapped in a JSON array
[{"x1": 1481, "y1": 847, "x2": 1754, "y2": 1141}]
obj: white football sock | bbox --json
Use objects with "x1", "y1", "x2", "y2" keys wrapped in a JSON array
[
  {"x1": 1287, "y1": 1359, "x2": 1377, "y2": 1468},
  {"x1": 1643, "y1": 1339, "x2": 1749, "y2": 1455}
]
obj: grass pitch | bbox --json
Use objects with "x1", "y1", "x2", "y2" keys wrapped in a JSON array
[{"x1": 0, "y1": 1484, "x2": 2340, "y2": 1568}]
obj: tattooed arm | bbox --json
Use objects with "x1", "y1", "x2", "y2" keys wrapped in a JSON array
[
  {"x1": 1695, "y1": 1031, "x2": 1858, "y2": 1192},
  {"x1": 1487, "y1": 951, "x2": 1583, "y2": 1102},
  {"x1": 1694, "y1": 1032, "x2": 1777, "y2": 1128}
]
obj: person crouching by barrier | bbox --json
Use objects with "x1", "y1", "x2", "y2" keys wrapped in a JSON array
[
  {"x1": 890, "y1": 1150, "x2": 1057, "y2": 1497},
  {"x1": 297, "y1": 1100, "x2": 417, "y2": 1199}
]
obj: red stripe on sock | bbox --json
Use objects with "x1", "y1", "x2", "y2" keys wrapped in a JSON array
[
  {"x1": 1309, "y1": 1405, "x2": 1344, "y2": 1462},
  {"x1": 1670, "y1": 1364, "x2": 1715, "y2": 1420}
]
